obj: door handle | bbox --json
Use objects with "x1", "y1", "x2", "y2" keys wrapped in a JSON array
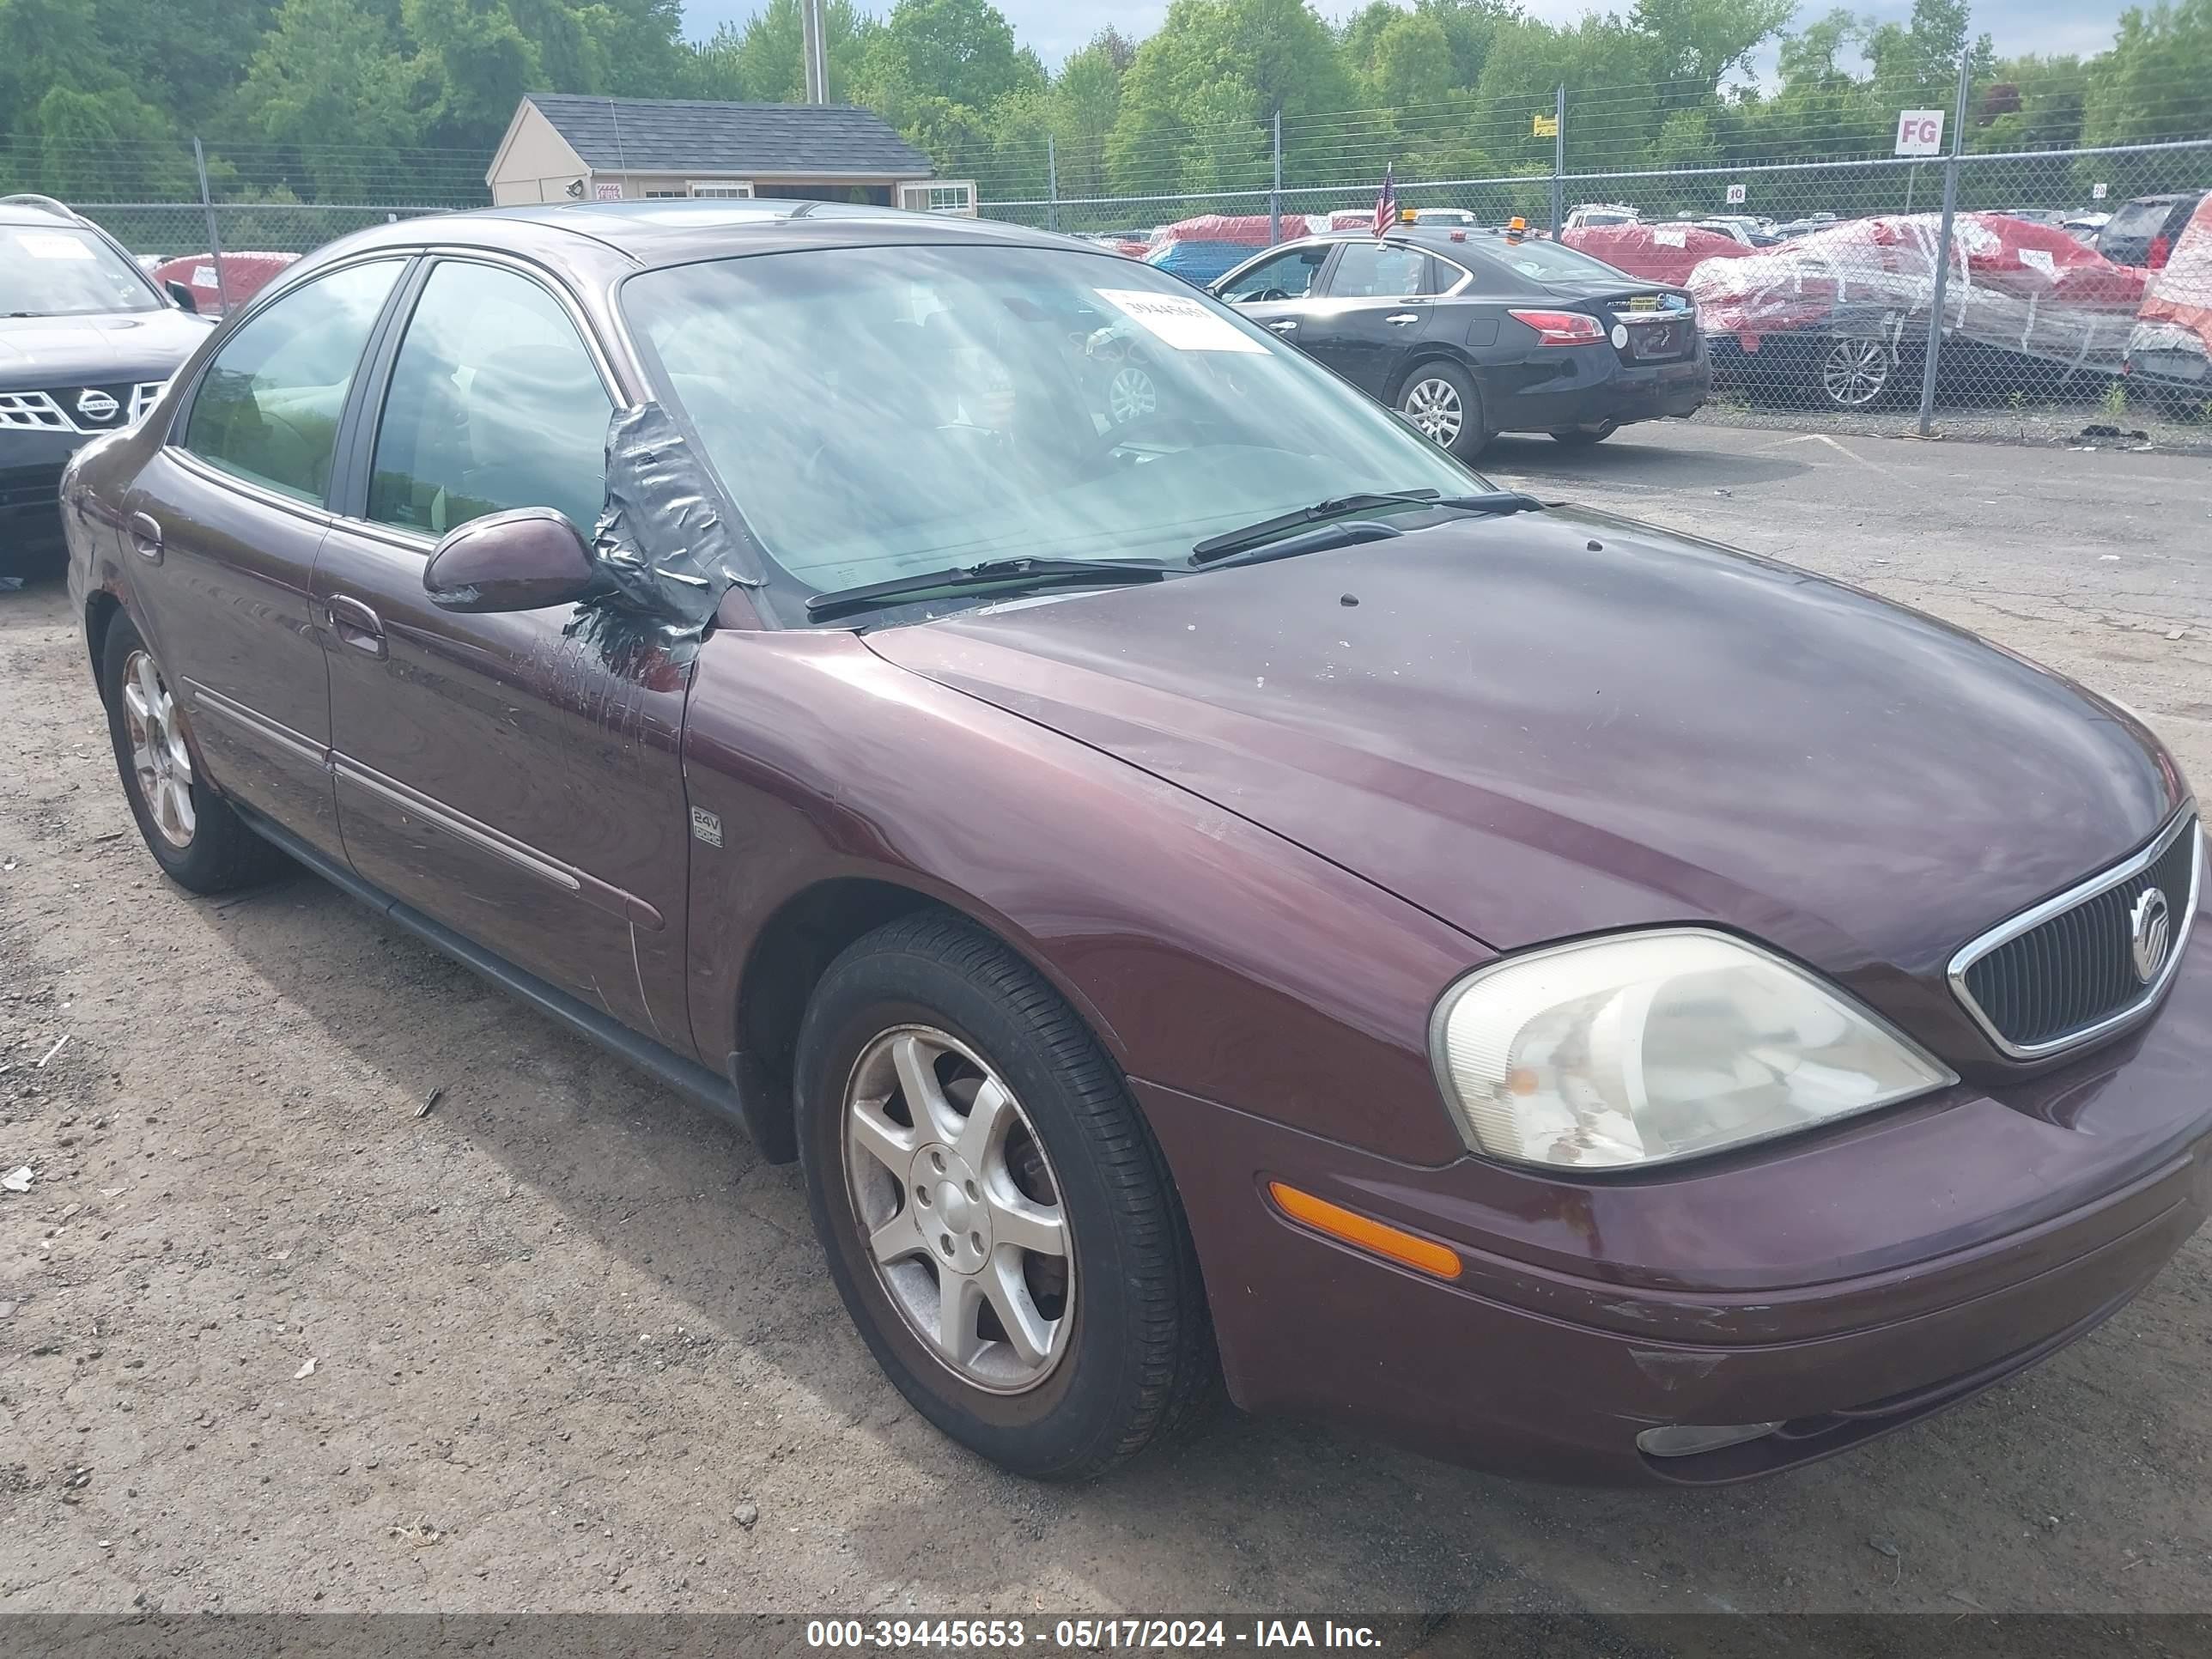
[
  {"x1": 127, "y1": 511, "x2": 163, "y2": 563},
  {"x1": 325, "y1": 594, "x2": 387, "y2": 660},
  {"x1": 1267, "y1": 319, "x2": 1298, "y2": 333},
  {"x1": 1386, "y1": 313, "x2": 1421, "y2": 325}
]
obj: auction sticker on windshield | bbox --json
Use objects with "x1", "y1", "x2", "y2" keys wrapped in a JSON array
[
  {"x1": 1095, "y1": 288, "x2": 1265, "y2": 353},
  {"x1": 15, "y1": 233, "x2": 94, "y2": 260}
]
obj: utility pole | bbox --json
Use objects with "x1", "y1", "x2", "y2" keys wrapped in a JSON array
[
  {"x1": 1915, "y1": 52, "x2": 1972, "y2": 435},
  {"x1": 800, "y1": 0, "x2": 827, "y2": 104}
]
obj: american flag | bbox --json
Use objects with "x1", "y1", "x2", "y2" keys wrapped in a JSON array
[{"x1": 1372, "y1": 164, "x2": 1397, "y2": 240}]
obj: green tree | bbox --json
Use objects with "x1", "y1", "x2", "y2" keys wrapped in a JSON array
[
  {"x1": 1049, "y1": 28, "x2": 1132, "y2": 198},
  {"x1": 1107, "y1": 0, "x2": 1351, "y2": 192},
  {"x1": 861, "y1": 0, "x2": 1043, "y2": 116},
  {"x1": 228, "y1": 0, "x2": 419, "y2": 196},
  {"x1": 685, "y1": 0, "x2": 877, "y2": 103},
  {"x1": 2080, "y1": 0, "x2": 2212, "y2": 193}
]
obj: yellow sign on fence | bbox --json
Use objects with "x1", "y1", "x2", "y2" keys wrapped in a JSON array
[{"x1": 1532, "y1": 112, "x2": 1559, "y2": 137}]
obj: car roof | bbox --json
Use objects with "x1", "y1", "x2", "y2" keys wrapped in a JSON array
[
  {"x1": 320, "y1": 198, "x2": 1077, "y2": 270},
  {"x1": 0, "y1": 194, "x2": 97, "y2": 229}
]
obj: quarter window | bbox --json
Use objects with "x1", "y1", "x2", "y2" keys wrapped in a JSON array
[
  {"x1": 182, "y1": 259, "x2": 402, "y2": 503},
  {"x1": 368, "y1": 262, "x2": 612, "y2": 537}
]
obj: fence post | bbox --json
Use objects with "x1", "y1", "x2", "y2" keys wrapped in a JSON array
[
  {"x1": 1046, "y1": 134, "x2": 1058, "y2": 234},
  {"x1": 1550, "y1": 86, "x2": 1565, "y2": 238},
  {"x1": 192, "y1": 137, "x2": 228, "y2": 313},
  {"x1": 1270, "y1": 109, "x2": 1282, "y2": 245},
  {"x1": 1915, "y1": 54, "x2": 1972, "y2": 436}
]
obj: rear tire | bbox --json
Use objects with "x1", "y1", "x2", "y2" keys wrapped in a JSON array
[
  {"x1": 100, "y1": 616, "x2": 286, "y2": 894},
  {"x1": 795, "y1": 912, "x2": 1217, "y2": 1480},
  {"x1": 1395, "y1": 360, "x2": 1489, "y2": 460}
]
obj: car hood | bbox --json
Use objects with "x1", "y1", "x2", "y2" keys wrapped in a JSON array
[
  {"x1": 0, "y1": 308, "x2": 212, "y2": 383},
  {"x1": 866, "y1": 507, "x2": 2182, "y2": 1054}
]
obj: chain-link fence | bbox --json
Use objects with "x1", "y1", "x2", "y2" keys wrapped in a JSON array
[
  {"x1": 971, "y1": 71, "x2": 2212, "y2": 443},
  {"x1": 6, "y1": 87, "x2": 2207, "y2": 441}
]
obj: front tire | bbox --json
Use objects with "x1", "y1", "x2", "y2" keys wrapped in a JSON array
[
  {"x1": 1396, "y1": 361, "x2": 1489, "y2": 460},
  {"x1": 1818, "y1": 335, "x2": 1893, "y2": 409},
  {"x1": 100, "y1": 616, "x2": 285, "y2": 893},
  {"x1": 795, "y1": 913, "x2": 1215, "y2": 1479}
]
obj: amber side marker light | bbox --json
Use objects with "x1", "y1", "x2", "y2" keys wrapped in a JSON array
[{"x1": 1267, "y1": 1182, "x2": 1463, "y2": 1280}]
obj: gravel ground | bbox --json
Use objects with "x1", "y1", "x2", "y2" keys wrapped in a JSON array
[{"x1": 2, "y1": 423, "x2": 2209, "y2": 1620}]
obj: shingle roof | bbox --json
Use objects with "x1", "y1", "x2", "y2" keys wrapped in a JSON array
[{"x1": 525, "y1": 94, "x2": 933, "y2": 178}]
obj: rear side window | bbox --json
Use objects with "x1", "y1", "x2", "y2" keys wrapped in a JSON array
[
  {"x1": 368, "y1": 261, "x2": 612, "y2": 537},
  {"x1": 1328, "y1": 242, "x2": 1433, "y2": 298},
  {"x1": 183, "y1": 259, "x2": 402, "y2": 503}
]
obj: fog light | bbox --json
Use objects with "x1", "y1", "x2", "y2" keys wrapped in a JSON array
[{"x1": 1636, "y1": 1421, "x2": 1783, "y2": 1458}]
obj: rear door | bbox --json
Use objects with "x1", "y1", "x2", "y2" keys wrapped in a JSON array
[
  {"x1": 124, "y1": 256, "x2": 409, "y2": 860},
  {"x1": 1301, "y1": 241, "x2": 1442, "y2": 398},
  {"x1": 311, "y1": 254, "x2": 698, "y2": 1051}
]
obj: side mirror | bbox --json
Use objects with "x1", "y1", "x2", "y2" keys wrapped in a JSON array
[
  {"x1": 164, "y1": 281, "x2": 198, "y2": 313},
  {"x1": 422, "y1": 507, "x2": 599, "y2": 613}
]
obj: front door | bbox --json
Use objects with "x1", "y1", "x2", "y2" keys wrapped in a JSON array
[
  {"x1": 312, "y1": 256, "x2": 697, "y2": 1051},
  {"x1": 1213, "y1": 243, "x2": 1336, "y2": 355},
  {"x1": 124, "y1": 257, "x2": 409, "y2": 860},
  {"x1": 1301, "y1": 241, "x2": 1440, "y2": 398}
]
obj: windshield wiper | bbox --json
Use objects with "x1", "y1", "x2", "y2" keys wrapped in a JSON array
[
  {"x1": 804, "y1": 556, "x2": 1170, "y2": 622},
  {"x1": 1189, "y1": 489, "x2": 1545, "y2": 565}
]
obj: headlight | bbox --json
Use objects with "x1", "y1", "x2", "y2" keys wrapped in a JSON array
[{"x1": 1428, "y1": 930, "x2": 1954, "y2": 1170}]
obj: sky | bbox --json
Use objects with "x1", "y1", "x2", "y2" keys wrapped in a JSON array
[{"x1": 681, "y1": 0, "x2": 2132, "y2": 76}]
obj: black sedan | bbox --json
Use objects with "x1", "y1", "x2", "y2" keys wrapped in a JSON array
[{"x1": 1212, "y1": 228, "x2": 1708, "y2": 458}]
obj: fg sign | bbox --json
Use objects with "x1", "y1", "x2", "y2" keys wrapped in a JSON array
[
  {"x1": 1725, "y1": 183, "x2": 1747, "y2": 204},
  {"x1": 1894, "y1": 109, "x2": 1946, "y2": 156}
]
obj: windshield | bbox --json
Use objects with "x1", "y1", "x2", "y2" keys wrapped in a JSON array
[
  {"x1": 621, "y1": 242, "x2": 1487, "y2": 621},
  {"x1": 1, "y1": 222, "x2": 161, "y2": 317},
  {"x1": 1483, "y1": 236, "x2": 1632, "y2": 284}
]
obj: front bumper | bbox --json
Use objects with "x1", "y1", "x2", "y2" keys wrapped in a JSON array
[
  {"x1": 1494, "y1": 339, "x2": 1711, "y2": 433},
  {"x1": 1141, "y1": 919, "x2": 2212, "y2": 1485},
  {"x1": 1, "y1": 429, "x2": 91, "y2": 559}
]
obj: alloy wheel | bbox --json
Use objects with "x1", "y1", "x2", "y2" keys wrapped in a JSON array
[
  {"x1": 119, "y1": 648, "x2": 195, "y2": 848},
  {"x1": 1402, "y1": 377, "x2": 1464, "y2": 447},
  {"x1": 842, "y1": 1024, "x2": 1073, "y2": 1394},
  {"x1": 1109, "y1": 365, "x2": 1158, "y2": 425},
  {"x1": 1820, "y1": 337, "x2": 1890, "y2": 408}
]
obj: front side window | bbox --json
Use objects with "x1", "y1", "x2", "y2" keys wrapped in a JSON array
[
  {"x1": 1218, "y1": 246, "x2": 1330, "y2": 302},
  {"x1": 621, "y1": 242, "x2": 1483, "y2": 617},
  {"x1": 368, "y1": 261, "x2": 612, "y2": 537},
  {"x1": 1328, "y1": 242, "x2": 1432, "y2": 299},
  {"x1": 183, "y1": 259, "x2": 402, "y2": 503},
  {"x1": 1, "y1": 222, "x2": 162, "y2": 317}
]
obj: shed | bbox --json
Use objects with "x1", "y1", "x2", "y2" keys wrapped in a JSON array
[{"x1": 485, "y1": 94, "x2": 970, "y2": 214}]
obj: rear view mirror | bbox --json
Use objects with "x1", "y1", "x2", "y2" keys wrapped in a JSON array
[
  {"x1": 423, "y1": 507, "x2": 599, "y2": 613},
  {"x1": 164, "y1": 281, "x2": 198, "y2": 313}
]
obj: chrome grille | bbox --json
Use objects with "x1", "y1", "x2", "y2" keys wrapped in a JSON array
[
  {"x1": 0, "y1": 391, "x2": 73, "y2": 431},
  {"x1": 1950, "y1": 810, "x2": 2202, "y2": 1058},
  {"x1": 0, "y1": 381, "x2": 168, "y2": 434}
]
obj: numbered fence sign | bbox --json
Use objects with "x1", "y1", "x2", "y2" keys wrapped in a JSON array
[
  {"x1": 1894, "y1": 110, "x2": 1946, "y2": 156},
  {"x1": 1725, "y1": 183, "x2": 1747, "y2": 204}
]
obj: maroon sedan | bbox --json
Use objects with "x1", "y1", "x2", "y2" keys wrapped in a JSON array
[{"x1": 61, "y1": 203, "x2": 2207, "y2": 1485}]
